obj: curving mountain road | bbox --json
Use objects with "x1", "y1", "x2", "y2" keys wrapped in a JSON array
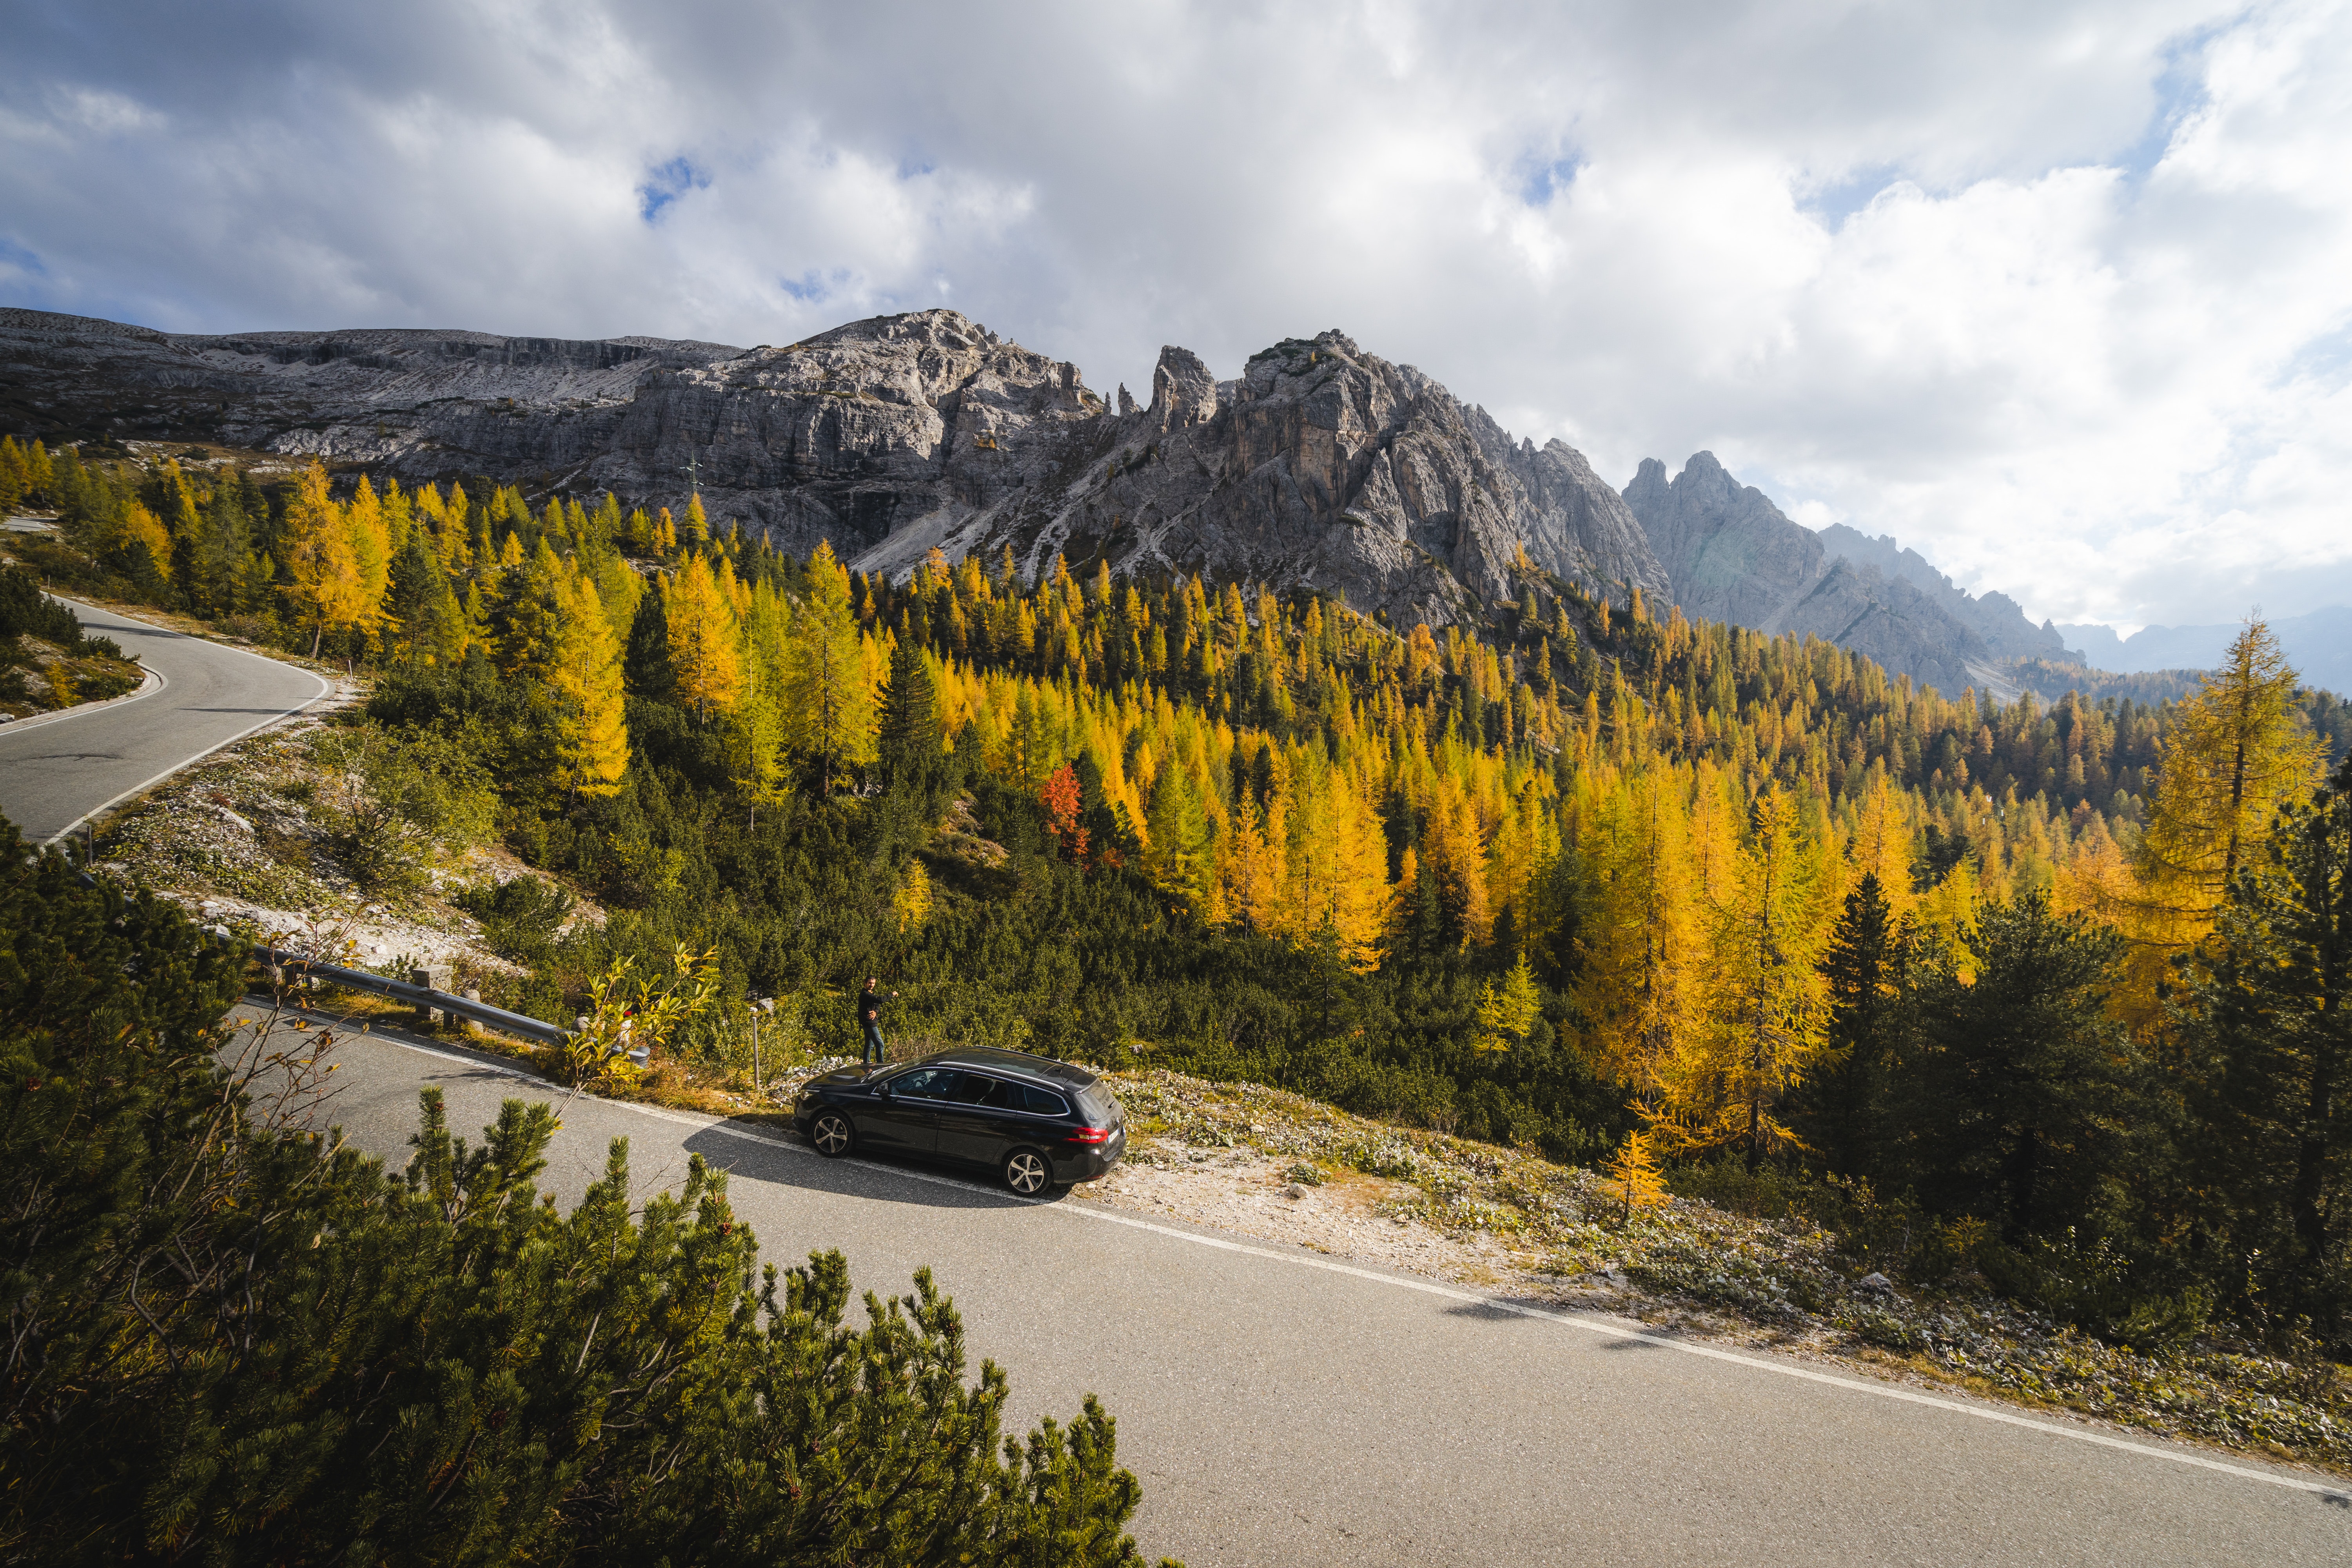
[
  {"x1": 282, "y1": 1021, "x2": 2351, "y2": 1568},
  {"x1": 0, "y1": 596, "x2": 328, "y2": 845}
]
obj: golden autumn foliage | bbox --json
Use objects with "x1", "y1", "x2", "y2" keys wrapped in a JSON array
[
  {"x1": 1474, "y1": 956, "x2": 1541, "y2": 1053},
  {"x1": 664, "y1": 552, "x2": 742, "y2": 722},
  {"x1": 891, "y1": 857, "x2": 934, "y2": 935},
  {"x1": 546, "y1": 571, "x2": 630, "y2": 796},
  {"x1": 281, "y1": 462, "x2": 372, "y2": 655},
  {"x1": 786, "y1": 541, "x2": 876, "y2": 796},
  {"x1": 47, "y1": 441, "x2": 2349, "y2": 1189},
  {"x1": 1605, "y1": 1128, "x2": 1670, "y2": 1221},
  {"x1": 2134, "y1": 619, "x2": 2319, "y2": 944}
]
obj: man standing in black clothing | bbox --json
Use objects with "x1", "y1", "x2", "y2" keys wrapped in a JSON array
[{"x1": 857, "y1": 977, "x2": 896, "y2": 1066}]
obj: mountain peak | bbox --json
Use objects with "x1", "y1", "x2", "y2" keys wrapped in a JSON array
[
  {"x1": 1624, "y1": 452, "x2": 2012, "y2": 696},
  {"x1": 0, "y1": 307, "x2": 1669, "y2": 626},
  {"x1": 1147, "y1": 345, "x2": 1218, "y2": 430}
]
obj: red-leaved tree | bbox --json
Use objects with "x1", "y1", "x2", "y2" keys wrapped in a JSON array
[{"x1": 1041, "y1": 761, "x2": 1089, "y2": 867}]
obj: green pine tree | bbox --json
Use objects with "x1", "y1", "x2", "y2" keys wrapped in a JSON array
[
  {"x1": 385, "y1": 526, "x2": 465, "y2": 665},
  {"x1": 1897, "y1": 892, "x2": 2143, "y2": 1243},
  {"x1": 2187, "y1": 749, "x2": 2352, "y2": 1330},
  {"x1": 624, "y1": 573, "x2": 675, "y2": 701},
  {"x1": 880, "y1": 636, "x2": 943, "y2": 786},
  {"x1": 1795, "y1": 871, "x2": 1901, "y2": 1176}
]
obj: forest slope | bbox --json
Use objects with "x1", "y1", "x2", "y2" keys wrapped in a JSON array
[{"x1": 7, "y1": 424, "x2": 2352, "y2": 1400}]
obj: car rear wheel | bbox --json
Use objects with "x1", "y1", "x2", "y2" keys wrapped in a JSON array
[
  {"x1": 811, "y1": 1111, "x2": 854, "y2": 1158},
  {"x1": 1003, "y1": 1147, "x2": 1053, "y2": 1196}
]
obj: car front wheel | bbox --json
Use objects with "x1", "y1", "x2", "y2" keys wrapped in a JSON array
[
  {"x1": 1003, "y1": 1147, "x2": 1053, "y2": 1196},
  {"x1": 811, "y1": 1111, "x2": 854, "y2": 1158}
]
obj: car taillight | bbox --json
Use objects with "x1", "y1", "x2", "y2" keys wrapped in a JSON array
[{"x1": 1069, "y1": 1125, "x2": 1112, "y2": 1144}]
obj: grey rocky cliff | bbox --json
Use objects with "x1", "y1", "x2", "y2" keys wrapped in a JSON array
[
  {"x1": 1625, "y1": 452, "x2": 2016, "y2": 699},
  {"x1": 0, "y1": 307, "x2": 1667, "y2": 626},
  {"x1": 1818, "y1": 523, "x2": 2072, "y2": 663},
  {"x1": 887, "y1": 329, "x2": 1672, "y2": 625},
  {"x1": 1624, "y1": 453, "x2": 1828, "y2": 634}
]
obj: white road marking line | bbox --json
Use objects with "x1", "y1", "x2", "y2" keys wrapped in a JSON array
[
  {"x1": 0, "y1": 661, "x2": 165, "y2": 739},
  {"x1": 376, "y1": 1031, "x2": 2348, "y2": 1502}
]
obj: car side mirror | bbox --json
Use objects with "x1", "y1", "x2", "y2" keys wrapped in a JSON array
[{"x1": 872, "y1": 1080, "x2": 891, "y2": 1097}]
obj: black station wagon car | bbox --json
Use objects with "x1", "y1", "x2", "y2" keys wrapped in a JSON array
[{"x1": 793, "y1": 1046, "x2": 1127, "y2": 1195}]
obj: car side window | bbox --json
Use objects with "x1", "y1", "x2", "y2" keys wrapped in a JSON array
[
  {"x1": 948, "y1": 1074, "x2": 995, "y2": 1105},
  {"x1": 893, "y1": 1069, "x2": 958, "y2": 1100},
  {"x1": 978, "y1": 1077, "x2": 1025, "y2": 1110},
  {"x1": 1021, "y1": 1085, "x2": 1069, "y2": 1117}
]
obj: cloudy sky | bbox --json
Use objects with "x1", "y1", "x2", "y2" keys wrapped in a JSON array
[{"x1": 5, "y1": 2, "x2": 2348, "y2": 633}]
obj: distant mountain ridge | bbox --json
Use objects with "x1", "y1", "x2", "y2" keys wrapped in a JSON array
[
  {"x1": 1815, "y1": 524, "x2": 2074, "y2": 664},
  {"x1": 1619, "y1": 452, "x2": 2050, "y2": 700},
  {"x1": 2058, "y1": 608, "x2": 2352, "y2": 695}
]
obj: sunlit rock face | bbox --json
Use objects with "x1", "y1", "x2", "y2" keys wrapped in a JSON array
[
  {"x1": 0, "y1": 306, "x2": 1665, "y2": 625},
  {"x1": 0, "y1": 303, "x2": 2075, "y2": 682}
]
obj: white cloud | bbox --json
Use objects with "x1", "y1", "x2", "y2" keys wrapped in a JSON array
[{"x1": 2, "y1": 0, "x2": 2348, "y2": 630}]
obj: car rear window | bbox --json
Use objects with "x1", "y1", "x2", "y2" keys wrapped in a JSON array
[
  {"x1": 979, "y1": 1078, "x2": 1067, "y2": 1116},
  {"x1": 1075, "y1": 1083, "x2": 1122, "y2": 1123}
]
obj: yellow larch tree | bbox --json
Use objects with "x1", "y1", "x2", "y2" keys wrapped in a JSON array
[
  {"x1": 592, "y1": 552, "x2": 644, "y2": 644},
  {"x1": 1217, "y1": 747, "x2": 1289, "y2": 935},
  {"x1": 664, "y1": 553, "x2": 742, "y2": 722},
  {"x1": 785, "y1": 539, "x2": 875, "y2": 795},
  {"x1": 381, "y1": 478, "x2": 416, "y2": 563},
  {"x1": 1280, "y1": 754, "x2": 1391, "y2": 971},
  {"x1": 1474, "y1": 954, "x2": 1542, "y2": 1053},
  {"x1": 1669, "y1": 785, "x2": 1837, "y2": 1160},
  {"x1": 891, "y1": 856, "x2": 934, "y2": 935},
  {"x1": 1570, "y1": 766, "x2": 1701, "y2": 1094},
  {"x1": 546, "y1": 569, "x2": 630, "y2": 796},
  {"x1": 2136, "y1": 617, "x2": 2319, "y2": 945},
  {"x1": 1419, "y1": 776, "x2": 1492, "y2": 947},
  {"x1": 1846, "y1": 771, "x2": 1917, "y2": 928},
  {"x1": 1485, "y1": 775, "x2": 1561, "y2": 948},
  {"x1": 1606, "y1": 1127, "x2": 1670, "y2": 1221},
  {"x1": 120, "y1": 501, "x2": 173, "y2": 583},
  {"x1": 1144, "y1": 760, "x2": 1217, "y2": 915},
  {"x1": 345, "y1": 476, "x2": 393, "y2": 637},
  {"x1": 2098, "y1": 615, "x2": 2319, "y2": 1021},
  {"x1": 731, "y1": 578, "x2": 792, "y2": 818},
  {"x1": 281, "y1": 461, "x2": 368, "y2": 656}
]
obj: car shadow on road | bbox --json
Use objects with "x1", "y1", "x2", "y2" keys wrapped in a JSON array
[{"x1": 682, "y1": 1120, "x2": 1065, "y2": 1213}]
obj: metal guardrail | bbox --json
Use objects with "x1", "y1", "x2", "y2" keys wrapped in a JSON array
[
  {"x1": 245, "y1": 942, "x2": 648, "y2": 1067},
  {"x1": 38, "y1": 857, "x2": 642, "y2": 1067}
]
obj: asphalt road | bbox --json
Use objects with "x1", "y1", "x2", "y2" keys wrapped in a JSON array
[
  {"x1": 0, "y1": 596, "x2": 328, "y2": 844},
  {"x1": 272, "y1": 1016, "x2": 2352, "y2": 1567}
]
